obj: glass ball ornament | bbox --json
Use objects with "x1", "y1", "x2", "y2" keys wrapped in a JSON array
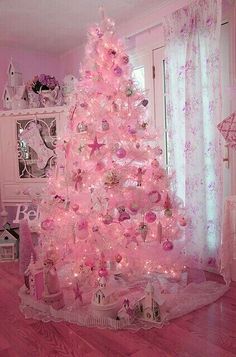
[
  {"x1": 121, "y1": 55, "x2": 129, "y2": 64},
  {"x1": 129, "y1": 202, "x2": 139, "y2": 214},
  {"x1": 164, "y1": 208, "x2": 173, "y2": 217},
  {"x1": 162, "y1": 240, "x2": 173, "y2": 251},
  {"x1": 148, "y1": 190, "x2": 161, "y2": 203},
  {"x1": 103, "y1": 214, "x2": 113, "y2": 225},
  {"x1": 145, "y1": 211, "x2": 157, "y2": 223},
  {"x1": 113, "y1": 65, "x2": 122, "y2": 77},
  {"x1": 98, "y1": 268, "x2": 108, "y2": 278},
  {"x1": 125, "y1": 88, "x2": 133, "y2": 97},
  {"x1": 41, "y1": 218, "x2": 55, "y2": 231},
  {"x1": 178, "y1": 216, "x2": 187, "y2": 226},
  {"x1": 116, "y1": 147, "x2": 126, "y2": 158}
]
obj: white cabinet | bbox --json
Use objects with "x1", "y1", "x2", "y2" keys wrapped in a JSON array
[{"x1": 0, "y1": 106, "x2": 68, "y2": 214}]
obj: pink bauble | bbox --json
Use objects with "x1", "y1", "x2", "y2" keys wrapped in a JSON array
[
  {"x1": 148, "y1": 190, "x2": 161, "y2": 203},
  {"x1": 96, "y1": 161, "x2": 105, "y2": 171},
  {"x1": 98, "y1": 268, "x2": 108, "y2": 278},
  {"x1": 145, "y1": 211, "x2": 157, "y2": 223},
  {"x1": 179, "y1": 216, "x2": 187, "y2": 226},
  {"x1": 115, "y1": 254, "x2": 122, "y2": 263},
  {"x1": 72, "y1": 204, "x2": 79, "y2": 213},
  {"x1": 162, "y1": 240, "x2": 173, "y2": 251},
  {"x1": 129, "y1": 202, "x2": 139, "y2": 214},
  {"x1": 116, "y1": 148, "x2": 126, "y2": 158},
  {"x1": 77, "y1": 219, "x2": 88, "y2": 231},
  {"x1": 103, "y1": 214, "x2": 113, "y2": 225},
  {"x1": 41, "y1": 218, "x2": 55, "y2": 231}
]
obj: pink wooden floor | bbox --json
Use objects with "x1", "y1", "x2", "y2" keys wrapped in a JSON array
[{"x1": 0, "y1": 262, "x2": 235, "y2": 357}]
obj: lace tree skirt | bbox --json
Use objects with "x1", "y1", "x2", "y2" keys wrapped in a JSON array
[{"x1": 19, "y1": 274, "x2": 228, "y2": 330}]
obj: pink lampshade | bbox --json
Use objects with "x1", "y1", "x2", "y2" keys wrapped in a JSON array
[{"x1": 217, "y1": 111, "x2": 236, "y2": 149}]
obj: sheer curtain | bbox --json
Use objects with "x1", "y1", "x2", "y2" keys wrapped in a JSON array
[{"x1": 164, "y1": 0, "x2": 223, "y2": 269}]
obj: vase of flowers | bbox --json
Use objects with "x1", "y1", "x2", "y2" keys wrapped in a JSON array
[{"x1": 27, "y1": 74, "x2": 60, "y2": 108}]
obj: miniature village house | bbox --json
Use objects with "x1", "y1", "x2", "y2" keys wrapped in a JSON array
[
  {"x1": 93, "y1": 276, "x2": 117, "y2": 305},
  {"x1": 2, "y1": 85, "x2": 15, "y2": 109},
  {"x1": 0, "y1": 223, "x2": 19, "y2": 261},
  {"x1": 7, "y1": 59, "x2": 23, "y2": 87},
  {"x1": 134, "y1": 282, "x2": 164, "y2": 322}
]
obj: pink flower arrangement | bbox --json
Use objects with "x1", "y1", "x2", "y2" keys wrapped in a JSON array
[{"x1": 27, "y1": 74, "x2": 59, "y2": 93}]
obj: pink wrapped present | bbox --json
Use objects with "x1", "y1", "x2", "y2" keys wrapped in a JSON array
[{"x1": 217, "y1": 111, "x2": 236, "y2": 149}]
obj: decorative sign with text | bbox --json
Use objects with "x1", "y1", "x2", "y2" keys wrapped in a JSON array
[{"x1": 13, "y1": 204, "x2": 40, "y2": 224}]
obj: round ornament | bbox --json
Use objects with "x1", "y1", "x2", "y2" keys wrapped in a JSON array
[
  {"x1": 116, "y1": 147, "x2": 126, "y2": 158},
  {"x1": 103, "y1": 214, "x2": 113, "y2": 225},
  {"x1": 145, "y1": 211, "x2": 157, "y2": 223},
  {"x1": 162, "y1": 240, "x2": 173, "y2": 251},
  {"x1": 113, "y1": 65, "x2": 122, "y2": 77},
  {"x1": 41, "y1": 218, "x2": 55, "y2": 231},
  {"x1": 164, "y1": 208, "x2": 172, "y2": 217},
  {"x1": 115, "y1": 254, "x2": 122, "y2": 263},
  {"x1": 98, "y1": 268, "x2": 108, "y2": 278},
  {"x1": 178, "y1": 216, "x2": 187, "y2": 226},
  {"x1": 121, "y1": 55, "x2": 129, "y2": 64},
  {"x1": 125, "y1": 88, "x2": 133, "y2": 97},
  {"x1": 148, "y1": 190, "x2": 161, "y2": 204},
  {"x1": 129, "y1": 202, "x2": 139, "y2": 214},
  {"x1": 108, "y1": 48, "x2": 117, "y2": 57}
]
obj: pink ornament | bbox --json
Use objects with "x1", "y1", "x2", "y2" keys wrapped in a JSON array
[
  {"x1": 98, "y1": 268, "x2": 108, "y2": 278},
  {"x1": 103, "y1": 214, "x2": 113, "y2": 225},
  {"x1": 148, "y1": 190, "x2": 161, "y2": 203},
  {"x1": 41, "y1": 218, "x2": 55, "y2": 231},
  {"x1": 72, "y1": 204, "x2": 80, "y2": 213},
  {"x1": 115, "y1": 254, "x2": 122, "y2": 263},
  {"x1": 179, "y1": 216, "x2": 187, "y2": 226},
  {"x1": 113, "y1": 65, "x2": 122, "y2": 76},
  {"x1": 108, "y1": 48, "x2": 117, "y2": 57},
  {"x1": 121, "y1": 55, "x2": 129, "y2": 64},
  {"x1": 96, "y1": 160, "x2": 105, "y2": 171},
  {"x1": 129, "y1": 202, "x2": 139, "y2": 214},
  {"x1": 162, "y1": 240, "x2": 173, "y2": 251},
  {"x1": 117, "y1": 206, "x2": 130, "y2": 222},
  {"x1": 77, "y1": 219, "x2": 88, "y2": 231},
  {"x1": 116, "y1": 147, "x2": 126, "y2": 158},
  {"x1": 145, "y1": 211, "x2": 157, "y2": 223},
  {"x1": 163, "y1": 193, "x2": 172, "y2": 209}
]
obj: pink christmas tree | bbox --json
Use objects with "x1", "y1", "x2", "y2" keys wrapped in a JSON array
[{"x1": 38, "y1": 14, "x2": 188, "y2": 287}]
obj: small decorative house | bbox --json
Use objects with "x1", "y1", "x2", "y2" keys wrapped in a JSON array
[
  {"x1": 134, "y1": 282, "x2": 165, "y2": 323},
  {"x1": 118, "y1": 281, "x2": 166, "y2": 324},
  {"x1": 91, "y1": 277, "x2": 120, "y2": 318},
  {"x1": 25, "y1": 255, "x2": 44, "y2": 300},
  {"x1": 11, "y1": 85, "x2": 29, "y2": 110},
  {"x1": 7, "y1": 59, "x2": 23, "y2": 87},
  {"x1": 2, "y1": 85, "x2": 15, "y2": 110},
  {"x1": 0, "y1": 222, "x2": 19, "y2": 261}
]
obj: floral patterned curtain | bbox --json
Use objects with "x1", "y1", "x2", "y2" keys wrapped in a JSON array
[{"x1": 163, "y1": 0, "x2": 223, "y2": 269}]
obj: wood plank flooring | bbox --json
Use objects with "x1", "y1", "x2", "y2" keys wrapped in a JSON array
[{"x1": 0, "y1": 262, "x2": 235, "y2": 357}]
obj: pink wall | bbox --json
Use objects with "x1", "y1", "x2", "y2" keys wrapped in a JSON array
[
  {"x1": 59, "y1": 45, "x2": 84, "y2": 79},
  {"x1": 0, "y1": 46, "x2": 61, "y2": 108}
]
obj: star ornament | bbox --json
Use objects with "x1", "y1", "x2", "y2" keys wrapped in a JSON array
[{"x1": 88, "y1": 136, "x2": 105, "y2": 156}]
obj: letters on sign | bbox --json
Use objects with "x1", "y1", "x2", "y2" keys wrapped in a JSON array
[{"x1": 13, "y1": 204, "x2": 40, "y2": 224}]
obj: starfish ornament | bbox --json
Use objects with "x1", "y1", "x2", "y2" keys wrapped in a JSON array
[{"x1": 88, "y1": 136, "x2": 105, "y2": 156}]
